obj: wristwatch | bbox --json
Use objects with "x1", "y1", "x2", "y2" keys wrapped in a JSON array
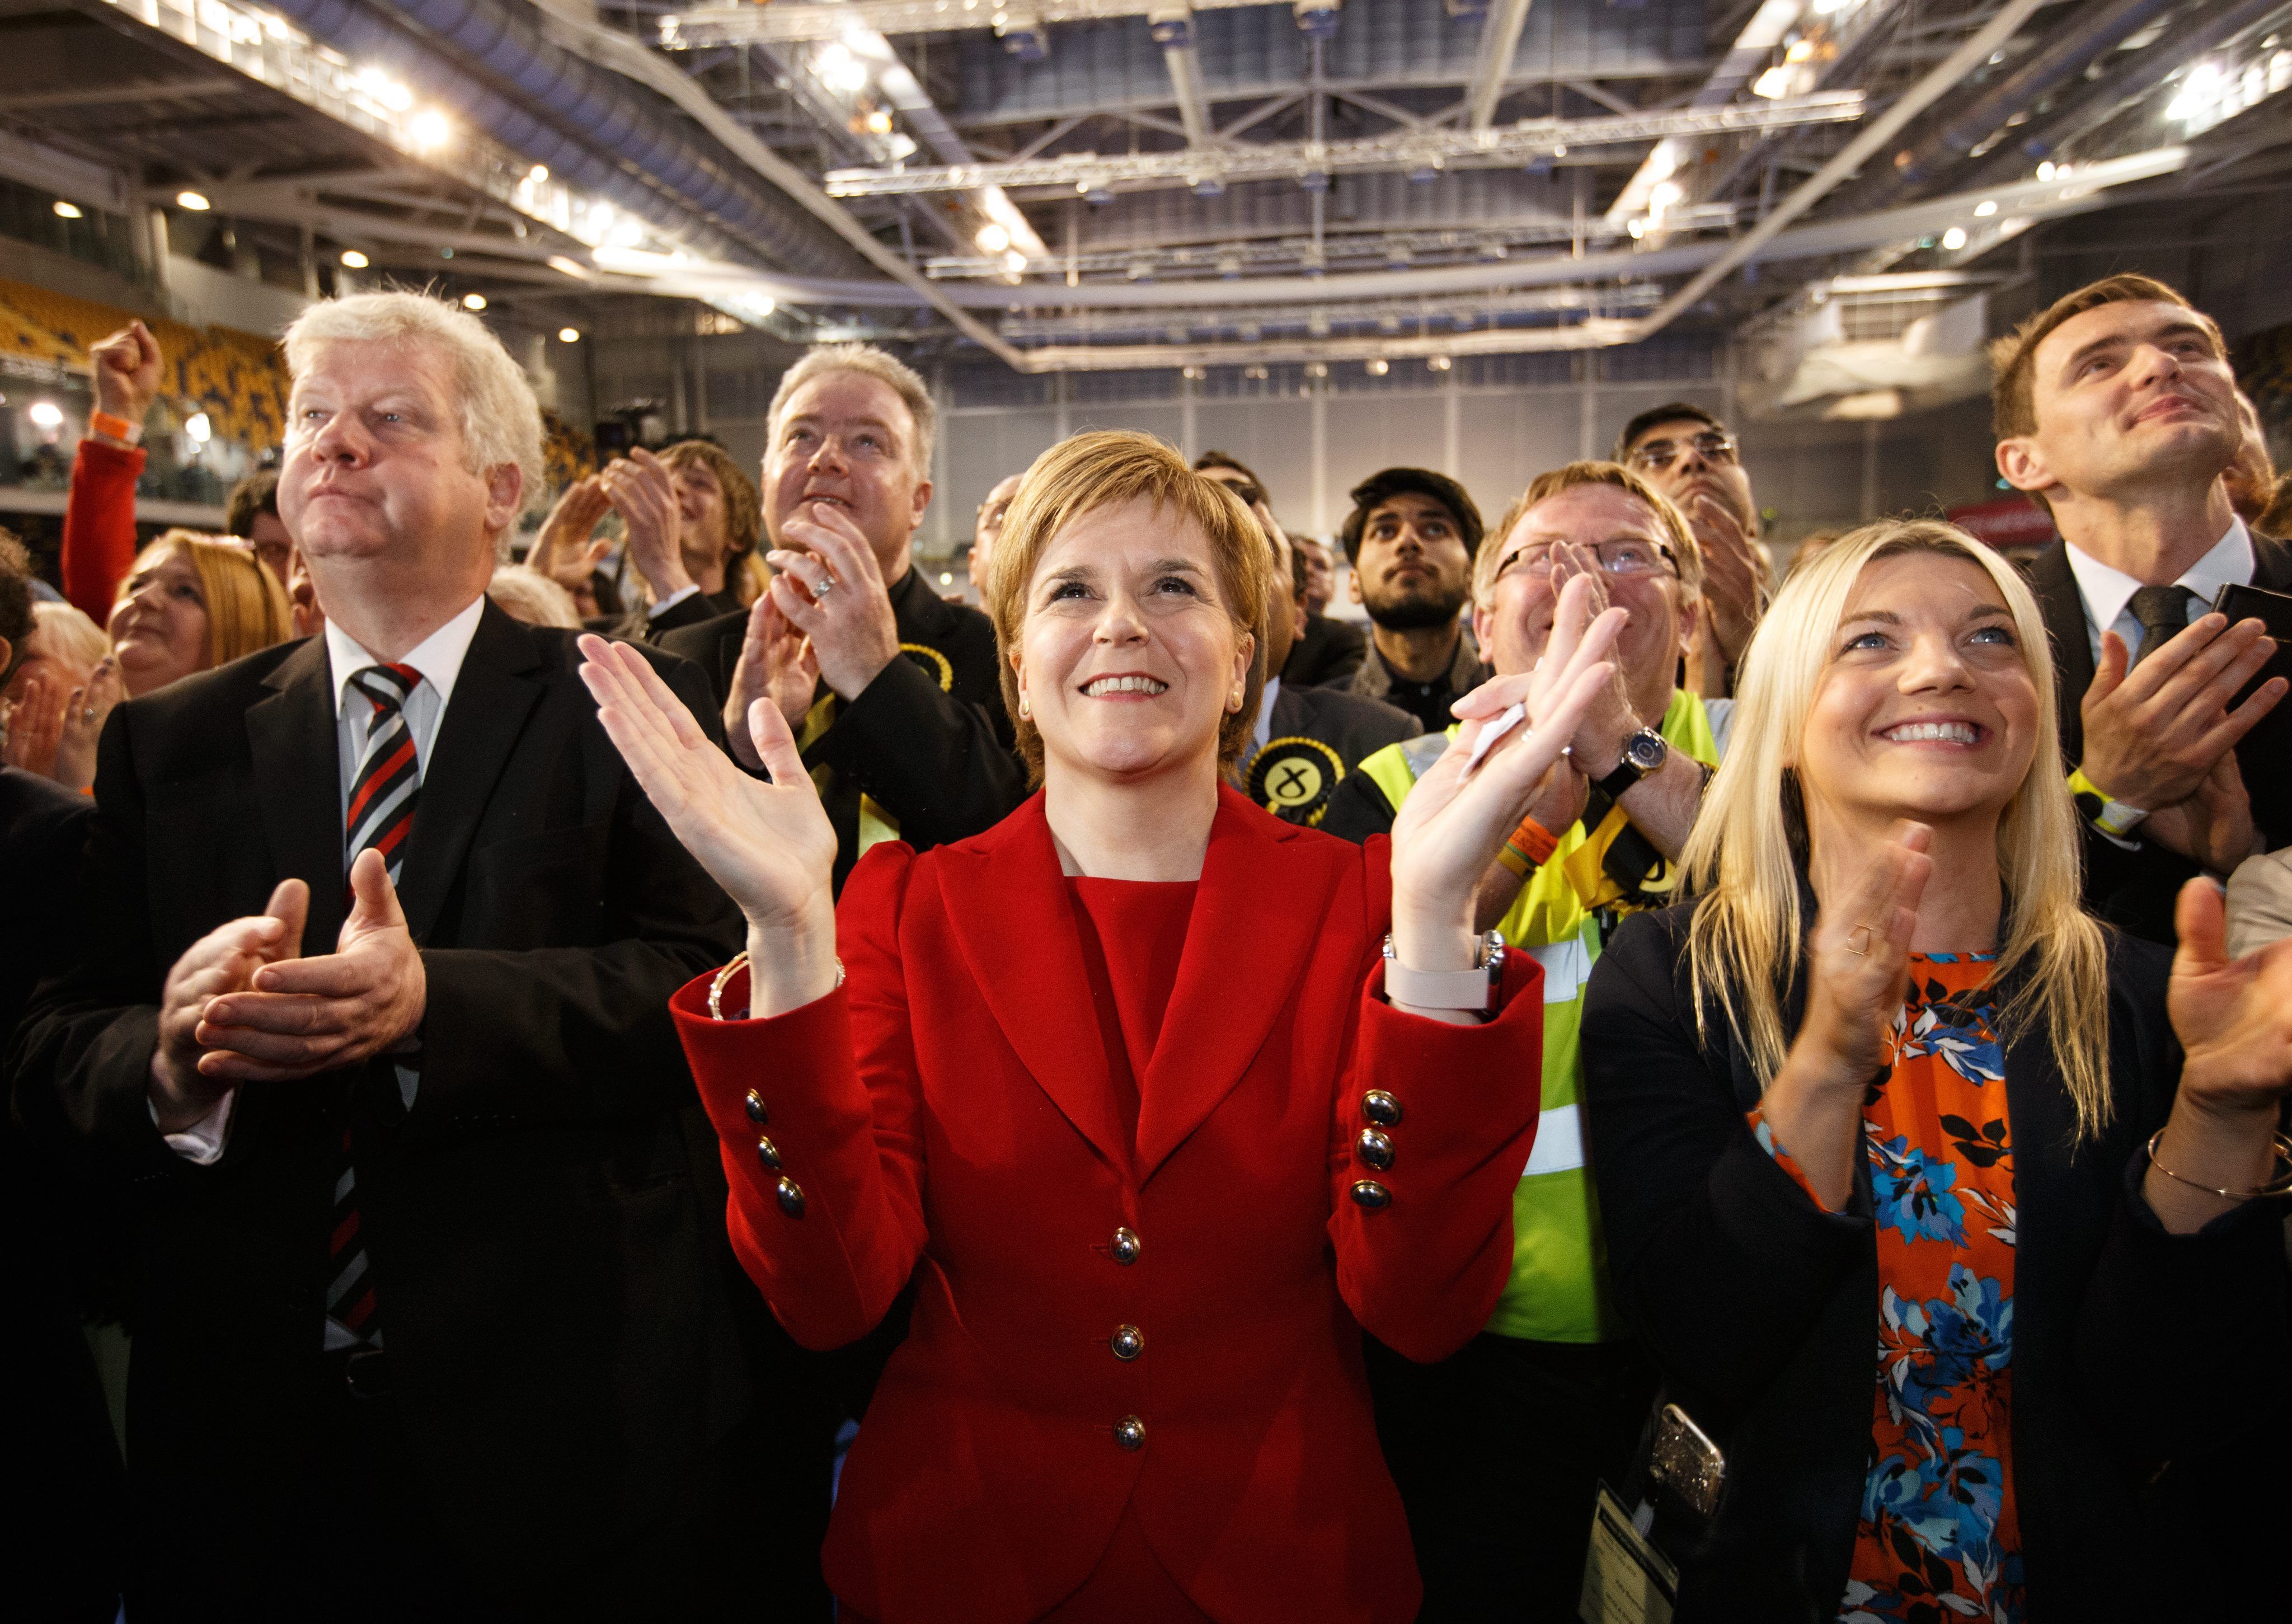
[
  {"x1": 1593, "y1": 727, "x2": 1669, "y2": 801},
  {"x1": 1382, "y1": 931, "x2": 1507, "y2": 1012}
]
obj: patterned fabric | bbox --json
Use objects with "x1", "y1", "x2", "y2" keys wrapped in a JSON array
[
  {"x1": 1749, "y1": 954, "x2": 2025, "y2": 1624},
  {"x1": 345, "y1": 663, "x2": 423, "y2": 886}
]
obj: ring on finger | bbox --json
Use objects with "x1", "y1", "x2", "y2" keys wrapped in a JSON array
[
  {"x1": 812, "y1": 572, "x2": 838, "y2": 599},
  {"x1": 1844, "y1": 924, "x2": 1875, "y2": 956}
]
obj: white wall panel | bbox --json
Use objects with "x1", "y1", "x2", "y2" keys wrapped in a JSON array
[{"x1": 1194, "y1": 398, "x2": 1314, "y2": 523}]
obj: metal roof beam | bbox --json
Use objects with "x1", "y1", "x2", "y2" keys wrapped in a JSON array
[
  {"x1": 1464, "y1": 0, "x2": 1537, "y2": 130},
  {"x1": 657, "y1": 0, "x2": 1271, "y2": 48}
]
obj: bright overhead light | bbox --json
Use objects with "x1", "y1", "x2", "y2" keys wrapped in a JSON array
[
  {"x1": 974, "y1": 222, "x2": 1011, "y2": 254},
  {"x1": 1365, "y1": 358, "x2": 1389, "y2": 376},
  {"x1": 185, "y1": 411, "x2": 212, "y2": 444},
  {"x1": 1650, "y1": 180, "x2": 1683, "y2": 212},
  {"x1": 408, "y1": 109, "x2": 452, "y2": 150},
  {"x1": 28, "y1": 401, "x2": 63, "y2": 428},
  {"x1": 51, "y1": 200, "x2": 81, "y2": 219},
  {"x1": 2035, "y1": 161, "x2": 2056, "y2": 182},
  {"x1": 1628, "y1": 218, "x2": 1647, "y2": 239},
  {"x1": 462, "y1": 293, "x2": 487, "y2": 311},
  {"x1": 593, "y1": 245, "x2": 689, "y2": 277},
  {"x1": 176, "y1": 190, "x2": 210, "y2": 211},
  {"x1": 816, "y1": 41, "x2": 869, "y2": 93},
  {"x1": 558, "y1": 327, "x2": 581, "y2": 343},
  {"x1": 1974, "y1": 200, "x2": 1998, "y2": 217},
  {"x1": 528, "y1": 165, "x2": 548, "y2": 184},
  {"x1": 1002, "y1": 248, "x2": 1027, "y2": 274},
  {"x1": 2167, "y1": 60, "x2": 2225, "y2": 123},
  {"x1": 547, "y1": 255, "x2": 593, "y2": 280},
  {"x1": 339, "y1": 249, "x2": 369, "y2": 269},
  {"x1": 1941, "y1": 227, "x2": 1968, "y2": 251},
  {"x1": 1427, "y1": 355, "x2": 1452, "y2": 372},
  {"x1": 1751, "y1": 66, "x2": 1792, "y2": 100}
]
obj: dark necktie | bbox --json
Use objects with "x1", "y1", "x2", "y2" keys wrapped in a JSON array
[
  {"x1": 2129, "y1": 585, "x2": 2197, "y2": 667},
  {"x1": 329, "y1": 663, "x2": 422, "y2": 1349}
]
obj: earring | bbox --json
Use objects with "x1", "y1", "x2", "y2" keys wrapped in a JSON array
[
  {"x1": 1228, "y1": 686, "x2": 1244, "y2": 712},
  {"x1": 1018, "y1": 693, "x2": 1031, "y2": 720}
]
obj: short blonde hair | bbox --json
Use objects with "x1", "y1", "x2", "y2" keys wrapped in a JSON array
[
  {"x1": 1478, "y1": 460, "x2": 1704, "y2": 609},
  {"x1": 985, "y1": 430, "x2": 1267, "y2": 782},
  {"x1": 122, "y1": 531, "x2": 293, "y2": 670},
  {"x1": 767, "y1": 343, "x2": 936, "y2": 475},
  {"x1": 1681, "y1": 518, "x2": 2111, "y2": 1139},
  {"x1": 283, "y1": 290, "x2": 546, "y2": 511},
  {"x1": 487, "y1": 564, "x2": 583, "y2": 629},
  {"x1": 29, "y1": 600, "x2": 110, "y2": 675}
]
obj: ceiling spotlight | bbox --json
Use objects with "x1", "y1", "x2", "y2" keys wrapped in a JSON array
[
  {"x1": 1975, "y1": 200, "x2": 1998, "y2": 217},
  {"x1": 408, "y1": 109, "x2": 452, "y2": 150},
  {"x1": 1365, "y1": 358, "x2": 1389, "y2": 377},
  {"x1": 975, "y1": 222, "x2": 1011, "y2": 254},
  {"x1": 340, "y1": 249, "x2": 369, "y2": 269},
  {"x1": 462, "y1": 292, "x2": 488, "y2": 311},
  {"x1": 29, "y1": 401, "x2": 63, "y2": 428},
  {"x1": 528, "y1": 165, "x2": 549, "y2": 184},
  {"x1": 1427, "y1": 355, "x2": 1452, "y2": 372},
  {"x1": 558, "y1": 327, "x2": 581, "y2": 343},
  {"x1": 1941, "y1": 227, "x2": 1967, "y2": 251},
  {"x1": 2036, "y1": 161, "x2": 2056, "y2": 182},
  {"x1": 1306, "y1": 362, "x2": 1328, "y2": 379},
  {"x1": 176, "y1": 190, "x2": 210, "y2": 212},
  {"x1": 185, "y1": 411, "x2": 212, "y2": 444},
  {"x1": 52, "y1": 200, "x2": 82, "y2": 219},
  {"x1": 1002, "y1": 249, "x2": 1027, "y2": 274}
]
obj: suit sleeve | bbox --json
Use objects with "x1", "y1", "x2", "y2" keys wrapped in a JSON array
[
  {"x1": 671, "y1": 843, "x2": 928, "y2": 1351},
  {"x1": 1327, "y1": 837, "x2": 1546, "y2": 1363},
  {"x1": 1316, "y1": 766, "x2": 1398, "y2": 846},
  {"x1": 62, "y1": 438, "x2": 143, "y2": 621},
  {"x1": 406, "y1": 656, "x2": 744, "y2": 1123},
  {"x1": 8, "y1": 708, "x2": 188, "y2": 1181},
  {"x1": 807, "y1": 651, "x2": 1026, "y2": 851},
  {"x1": 1579, "y1": 913, "x2": 1873, "y2": 1412}
]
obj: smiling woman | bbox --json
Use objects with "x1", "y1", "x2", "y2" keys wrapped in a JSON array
[
  {"x1": 106, "y1": 529, "x2": 291, "y2": 697},
  {"x1": 573, "y1": 425, "x2": 1642, "y2": 1623},
  {"x1": 1579, "y1": 517, "x2": 2292, "y2": 1622}
]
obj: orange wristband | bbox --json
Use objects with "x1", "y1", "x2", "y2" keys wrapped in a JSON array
[
  {"x1": 1502, "y1": 813, "x2": 1559, "y2": 872},
  {"x1": 89, "y1": 410, "x2": 141, "y2": 445}
]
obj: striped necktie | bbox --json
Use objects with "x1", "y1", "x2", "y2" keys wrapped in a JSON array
[{"x1": 329, "y1": 662, "x2": 422, "y2": 1351}]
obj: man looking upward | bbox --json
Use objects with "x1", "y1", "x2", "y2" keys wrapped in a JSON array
[
  {"x1": 1614, "y1": 402, "x2": 1770, "y2": 697},
  {"x1": 1340, "y1": 467, "x2": 1491, "y2": 731}
]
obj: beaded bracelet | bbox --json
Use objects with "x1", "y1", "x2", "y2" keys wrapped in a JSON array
[{"x1": 2144, "y1": 1127, "x2": 2292, "y2": 1201}]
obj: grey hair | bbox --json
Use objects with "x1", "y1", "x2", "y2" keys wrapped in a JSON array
[
  {"x1": 282, "y1": 291, "x2": 546, "y2": 515},
  {"x1": 765, "y1": 342, "x2": 936, "y2": 476}
]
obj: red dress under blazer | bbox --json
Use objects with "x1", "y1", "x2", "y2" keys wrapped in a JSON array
[{"x1": 672, "y1": 786, "x2": 1546, "y2": 1624}]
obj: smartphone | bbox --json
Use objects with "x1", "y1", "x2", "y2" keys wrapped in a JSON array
[
  {"x1": 1646, "y1": 1402, "x2": 1725, "y2": 1523},
  {"x1": 2210, "y1": 582, "x2": 2292, "y2": 697}
]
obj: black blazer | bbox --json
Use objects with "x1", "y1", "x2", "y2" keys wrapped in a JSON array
[
  {"x1": 1580, "y1": 903, "x2": 2289, "y2": 1621},
  {"x1": 590, "y1": 584, "x2": 743, "y2": 644},
  {"x1": 9, "y1": 605, "x2": 758, "y2": 1610},
  {"x1": 1282, "y1": 612, "x2": 1368, "y2": 688},
  {"x1": 657, "y1": 565, "x2": 1024, "y2": 891},
  {"x1": 2027, "y1": 534, "x2": 2292, "y2": 941}
]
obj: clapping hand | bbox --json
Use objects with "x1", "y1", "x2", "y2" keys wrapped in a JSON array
[
  {"x1": 601, "y1": 449, "x2": 692, "y2": 603},
  {"x1": 1389, "y1": 574, "x2": 1626, "y2": 980},
  {"x1": 766, "y1": 501, "x2": 902, "y2": 701},
  {"x1": 580, "y1": 635, "x2": 840, "y2": 1016},
  {"x1": 2, "y1": 667, "x2": 66, "y2": 778},
  {"x1": 54, "y1": 657, "x2": 123, "y2": 793},
  {"x1": 530, "y1": 476, "x2": 615, "y2": 616},
  {"x1": 148, "y1": 879, "x2": 308, "y2": 1132},
  {"x1": 1685, "y1": 490, "x2": 1765, "y2": 667},
  {"x1": 1797, "y1": 823, "x2": 1933, "y2": 1087},
  {"x1": 723, "y1": 592, "x2": 821, "y2": 771},
  {"x1": 2142, "y1": 750, "x2": 2261, "y2": 876},
  {"x1": 2079, "y1": 618, "x2": 2284, "y2": 811}
]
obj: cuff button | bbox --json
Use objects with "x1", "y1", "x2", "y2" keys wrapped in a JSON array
[
  {"x1": 775, "y1": 1177, "x2": 807, "y2": 1218},
  {"x1": 1349, "y1": 1179, "x2": 1391, "y2": 1210},
  {"x1": 1361, "y1": 1090, "x2": 1402, "y2": 1127}
]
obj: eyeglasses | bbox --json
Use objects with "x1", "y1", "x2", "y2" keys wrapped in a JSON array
[
  {"x1": 1495, "y1": 538, "x2": 1679, "y2": 580},
  {"x1": 1627, "y1": 431, "x2": 1739, "y2": 472}
]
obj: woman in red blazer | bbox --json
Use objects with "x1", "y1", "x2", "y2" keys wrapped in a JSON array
[{"x1": 579, "y1": 430, "x2": 1625, "y2": 1623}]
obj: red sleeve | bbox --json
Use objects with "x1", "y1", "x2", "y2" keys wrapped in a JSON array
[
  {"x1": 669, "y1": 842, "x2": 928, "y2": 1351},
  {"x1": 1328, "y1": 844, "x2": 1547, "y2": 1364},
  {"x1": 62, "y1": 439, "x2": 143, "y2": 621}
]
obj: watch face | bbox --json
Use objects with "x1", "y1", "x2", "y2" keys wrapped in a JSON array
[{"x1": 1625, "y1": 730, "x2": 1668, "y2": 771}]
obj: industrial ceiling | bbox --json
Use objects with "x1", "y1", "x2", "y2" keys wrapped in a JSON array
[{"x1": 2, "y1": 0, "x2": 2289, "y2": 378}]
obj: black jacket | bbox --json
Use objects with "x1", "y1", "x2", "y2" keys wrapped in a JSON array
[
  {"x1": 590, "y1": 585, "x2": 743, "y2": 644},
  {"x1": 1580, "y1": 903, "x2": 2289, "y2": 1621},
  {"x1": 2027, "y1": 534, "x2": 2292, "y2": 941},
  {"x1": 8, "y1": 607, "x2": 765, "y2": 1612},
  {"x1": 1281, "y1": 613, "x2": 1367, "y2": 688},
  {"x1": 657, "y1": 565, "x2": 1024, "y2": 891}
]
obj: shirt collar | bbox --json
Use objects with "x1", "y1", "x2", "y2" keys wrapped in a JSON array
[
  {"x1": 2064, "y1": 515, "x2": 2254, "y2": 635},
  {"x1": 1254, "y1": 675, "x2": 1281, "y2": 751},
  {"x1": 326, "y1": 594, "x2": 487, "y2": 719}
]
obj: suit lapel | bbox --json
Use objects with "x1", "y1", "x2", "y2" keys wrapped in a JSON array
[
  {"x1": 2027, "y1": 542, "x2": 2094, "y2": 768},
  {"x1": 395, "y1": 603, "x2": 545, "y2": 942},
  {"x1": 1135, "y1": 788, "x2": 1336, "y2": 1184},
  {"x1": 246, "y1": 637, "x2": 353, "y2": 955},
  {"x1": 937, "y1": 797, "x2": 1130, "y2": 1172}
]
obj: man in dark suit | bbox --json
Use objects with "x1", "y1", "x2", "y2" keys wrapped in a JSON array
[
  {"x1": 1230, "y1": 490, "x2": 1417, "y2": 827},
  {"x1": 1994, "y1": 274, "x2": 2291, "y2": 943},
  {"x1": 1281, "y1": 536, "x2": 1369, "y2": 688},
  {"x1": 10, "y1": 292, "x2": 797, "y2": 1619},
  {"x1": 657, "y1": 344, "x2": 1023, "y2": 891}
]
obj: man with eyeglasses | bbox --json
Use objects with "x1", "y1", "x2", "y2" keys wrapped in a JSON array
[
  {"x1": 1615, "y1": 402, "x2": 1770, "y2": 697},
  {"x1": 1322, "y1": 461, "x2": 1727, "y2": 1622},
  {"x1": 1338, "y1": 467, "x2": 1492, "y2": 731}
]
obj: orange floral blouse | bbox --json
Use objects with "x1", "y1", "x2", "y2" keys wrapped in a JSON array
[{"x1": 1748, "y1": 952, "x2": 2025, "y2": 1624}]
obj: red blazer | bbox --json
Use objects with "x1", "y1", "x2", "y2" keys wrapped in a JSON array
[{"x1": 673, "y1": 786, "x2": 1544, "y2": 1624}]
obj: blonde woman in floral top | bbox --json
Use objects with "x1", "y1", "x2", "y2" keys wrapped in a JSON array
[{"x1": 1582, "y1": 520, "x2": 2292, "y2": 1622}]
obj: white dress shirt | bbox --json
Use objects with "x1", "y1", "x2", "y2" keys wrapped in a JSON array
[
  {"x1": 1252, "y1": 675, "x2": 1283, "y2": 754},
  {"x1": 160, "y1": 597, "x2": 488, "y2": 1163},
  {"x1": 2063, "y1": 516, "x2": 2255, "y2": 666}
]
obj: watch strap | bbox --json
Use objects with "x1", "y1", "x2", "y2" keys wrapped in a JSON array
[
  {"x1": 1593, "y1": 727, "x2": 1665, "y2": 802},
  {"x1": 1382, "y1": 932, "x2": 1506, "y2": 1012},
  {"x1": 2066, "y1": 767, "x2": 2147, "y2": 838}
]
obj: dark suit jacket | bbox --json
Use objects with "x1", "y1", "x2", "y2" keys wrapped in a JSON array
[
  {"x1": 591, "y1": 585, "x2": 742, "y2": 644},
  {"x1": 1282, "y1": 612, "x2": 1368, "y2": 688},
  {"x1": 1270, "y1": 681, "x2": 1421, "y2": 767},
  {"x1": 673, "y1": 789, "x2": 1548, "y2": 1623},
  {"x1": 10, "y1": 604, "x2": 759, "y2": 1612},
  {"x1": 1581, "y1": 903, "x2": 2289, "y2": 1621},
  {"x1": 658, "y1": 565, "x2": 1024, "y2": 891},
  {"x1": 2027, "y1": 535, "x2": 2292, "y2": 941}
]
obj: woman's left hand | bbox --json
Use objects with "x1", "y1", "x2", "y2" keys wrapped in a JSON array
[
  {"x1": 53, "y1": 658, "x2": 121, "y2": 793},
  {"x1": 1389, "y1": 573, "x2": 1625, "y2": 971}
]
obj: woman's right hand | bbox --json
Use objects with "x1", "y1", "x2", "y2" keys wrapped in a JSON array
[
  {"x1": 1793, "y1": 821, "x2": 1933, "y2": 1086},
  {"x1": 578, "y1": 635, "x2": 841, "y2": 1015},
  {"x1": 54, "y1": 657, "x2": 123, "y2": 793}
]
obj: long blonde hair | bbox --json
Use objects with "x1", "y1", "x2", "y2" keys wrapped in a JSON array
[
  {"x1": 119, "y1": 531, "x2": 294, "y2": 670},
  {"x1": 1681, "y1": 519, "x2": 2113, "y2": 1139}
]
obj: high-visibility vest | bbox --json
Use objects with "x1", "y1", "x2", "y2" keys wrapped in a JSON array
[{"x1": 1353, "y1": 688, "x2": 1721, "y2": 1343}]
